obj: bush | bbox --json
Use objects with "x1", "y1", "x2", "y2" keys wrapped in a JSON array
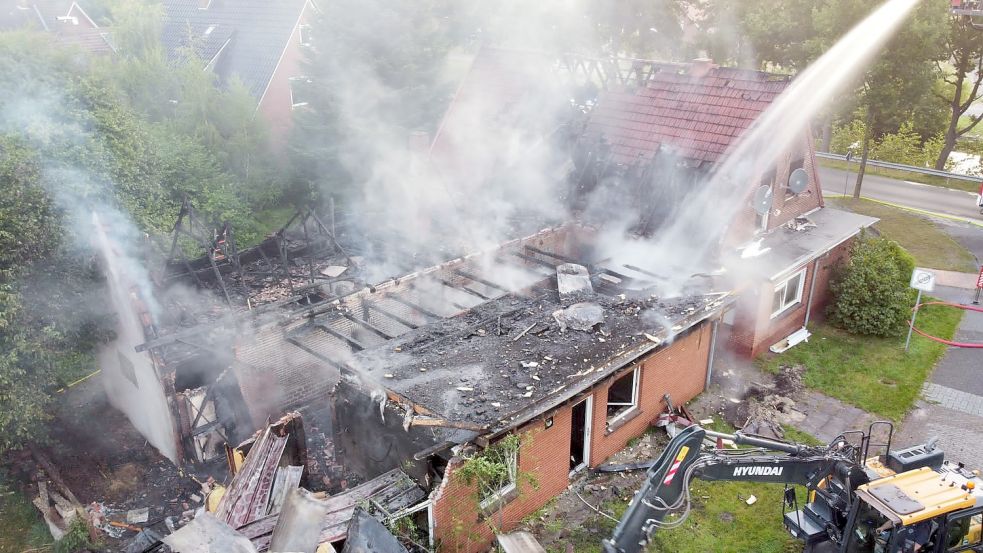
[
  {"x1": 53, "y1": 517, "x2": 95, "y2": 553},
  {"x1": 827, "y1": 233, "x2": 917, "y2": 337}
]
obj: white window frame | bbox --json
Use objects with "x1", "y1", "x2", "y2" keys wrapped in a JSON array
[
  {"x1": 478, "y1": 446, "x2": 518, "y2": 511},
  {"x1": 289, "y1": 76, "x2": 312, "y2": 108},
  {"x1": 299, "y1": 23, "x2": 312, "y2": 46},
  {"x1": 606, "y1": 367, "x2": 640, "y2": 425},
  {"x1": 771, "y1": 269, "x2": 806, "y2": 319}
]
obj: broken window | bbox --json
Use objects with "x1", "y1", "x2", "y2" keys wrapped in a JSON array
[
  {"x1": 771, "y1": 269, "x2": 806, "y2": 318},
  {"x1": 476, "y1": 438, "x2": 519, "y2": 512},
  {"x1": 289, "y1": 76, "x2": 313, "y2": 108},
  {"x1": 606, "y1": 368, "x2": 639, "y2": 423}
]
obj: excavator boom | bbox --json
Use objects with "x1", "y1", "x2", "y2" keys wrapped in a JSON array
[{"x1": 604, "y1": 426, "x2": 862, "y2": 553}]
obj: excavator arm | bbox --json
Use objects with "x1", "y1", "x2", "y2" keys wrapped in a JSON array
[{"x1": 604, "y1": 426, "x2": 863, "y2": 553}]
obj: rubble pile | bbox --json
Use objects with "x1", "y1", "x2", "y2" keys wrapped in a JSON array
[{"x1": 742, "y1": 365, "x2": 806, "y2": 439}]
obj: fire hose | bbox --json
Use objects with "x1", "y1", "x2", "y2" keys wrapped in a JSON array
[{"x1": 908, "y1": 301, "x2": 983, "y2": 348}]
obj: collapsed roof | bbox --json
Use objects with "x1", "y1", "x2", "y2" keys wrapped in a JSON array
[{"x1": 233, "y1": 224, "x2": 731, "y2": 438}]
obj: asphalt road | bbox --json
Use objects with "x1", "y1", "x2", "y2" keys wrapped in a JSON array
[{"x1": 817, "y1": 165, "x2": 982, "y2": 222}]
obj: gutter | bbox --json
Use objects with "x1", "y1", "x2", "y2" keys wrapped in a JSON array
[{"x1": 704, "y1": 319, "x2": 720, "y2": 389}]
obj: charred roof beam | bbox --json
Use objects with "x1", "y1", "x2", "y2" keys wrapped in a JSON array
[
  {"x1": 452, "y1": 269, "x2": 510, "y2": 294},
  {"x1": 313, "y1": 322, "x2": 367, "y2": 351},
  {"x1": 386, "y1": 294, "x2": 443, "y2": 320},
  {"x1": 342, "y1": 312, "x2": 396, "y2": 340},
  {"x1": 364, "y1": 302, "x2": 421, "y2": 330},
  {"x1": 436, "y1": 279, "x2": 492, "y2": 301}
]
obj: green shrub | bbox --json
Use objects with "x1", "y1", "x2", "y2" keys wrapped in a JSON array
[
  {"x1": 54, "y1": 517, "x2": 95, "y2": 553},
  {"x1": 827, "y1": 232, "x2": 916, "y2": 337}
]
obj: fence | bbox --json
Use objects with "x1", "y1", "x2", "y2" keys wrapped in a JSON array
[{"x1": 815, "y1": 152, "x2": 980, "y2": 184}]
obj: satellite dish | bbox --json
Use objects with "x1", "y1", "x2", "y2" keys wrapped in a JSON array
[
  {"x1": 787, "y1": 168, "x2": 809, "y2": 194},
  {"x1": 753, "y1": 184, "x2": 774, "y2": 215}
]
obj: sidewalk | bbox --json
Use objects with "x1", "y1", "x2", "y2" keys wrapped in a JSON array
[{"x1": 894, "y1": 284, "x2": 983, "y2": 467}]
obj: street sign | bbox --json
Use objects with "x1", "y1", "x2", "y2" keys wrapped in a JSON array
[
  {"x1": 976, "y1": 266, "x2": 983, "y2": 289},
  {"x1": 910, "y1": 268, "x2": 936, "y2": 293}
]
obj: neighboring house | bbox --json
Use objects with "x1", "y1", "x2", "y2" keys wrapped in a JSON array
[
  {"x1": 580, "y1": 59, "x2": 877, "y2": 357},
  {"x1": 0, "y1": 1, "x2": 115, "y2": 54},
  {"x1": 160, "y1": 0, "x2": 316, "y2": 145}
]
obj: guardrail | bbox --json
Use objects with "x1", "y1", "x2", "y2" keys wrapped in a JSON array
[{"x1": 816, "y1": 151, "x2": 981, "y2": 184}]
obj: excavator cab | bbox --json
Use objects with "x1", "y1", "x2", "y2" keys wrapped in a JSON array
[{"x1": 844, "y1": 467, "x2": 982, "y2": 553}]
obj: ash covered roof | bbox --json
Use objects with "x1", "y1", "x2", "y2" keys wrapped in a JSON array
[
  {"x1": 586, "y1": 63, "x2": 791, "y2": 165},
  {"x1": 243, "y1": 225, "x2": 731, "y2": 435}
]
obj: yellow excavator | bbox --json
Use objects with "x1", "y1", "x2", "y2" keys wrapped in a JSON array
[{"x1": 605, "y1": 424, "x2": 982, "y2": 553}]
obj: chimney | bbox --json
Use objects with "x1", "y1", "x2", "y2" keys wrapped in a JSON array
[{"x1": 688, "y1": 58, "x2": 717, "y2": 78}]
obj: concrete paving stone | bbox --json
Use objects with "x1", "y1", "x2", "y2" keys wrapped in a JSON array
[{"x1": 895, "y1": 401, "x2": 983, "y2": 470}]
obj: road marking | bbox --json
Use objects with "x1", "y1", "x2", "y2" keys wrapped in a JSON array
[
  {"x1": 824, "y1": 194, "x2": 983, "y2": 228},
  {"x1": 905, "y1": 180, "x2": 931, "y2": 188}
]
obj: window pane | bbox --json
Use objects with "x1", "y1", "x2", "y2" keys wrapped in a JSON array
[
  {"x1": 773, "y1": 288, "x2": 784, "y2": 312},
  {"x1": 784, "y1": 274, "x2": 801, "y2": 306},
  {"x1": 608, "y1": 371, "x2": 635, "y2": 404}
]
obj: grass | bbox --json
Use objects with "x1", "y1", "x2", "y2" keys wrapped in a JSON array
[
  {"x1": 647, "y1": 481, "x2": 806, "y2": 553},
  {"x1": 818, "y1": 158, "x2": 979, "y2": 193},
  {"x1": 545, "y1": 420, "x2": 809, "y2": 553},
  {"x1": 780, "y1": 425, "x2": 822, "y2": 447},
  {"x1": 759, "y1": 301, "x2": 963, "y2": 421},
  {"x1": 827, "y1": 197, "x2": 978, "y2": 272},
  {"x1": 0, "y1": 471, "x2": 51, "y2": 553}
]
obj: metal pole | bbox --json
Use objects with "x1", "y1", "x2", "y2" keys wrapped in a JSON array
[
  {"x1": 973, "y1": 286, "x2": 981, "y2": 305},
  {"x1": 904, "y1": 289, "x2": 922, "y2": 352}
]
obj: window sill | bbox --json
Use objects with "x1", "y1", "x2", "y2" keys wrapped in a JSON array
[
  {"x1": 769, "y1": 300, "x2": 802, "y2": 321},
  {"x1": 479, "y1": 484, "x2": 518, "y2": 517},
  {"x1": 605, "y1": 407, "x2": 641, "y2": 435}
]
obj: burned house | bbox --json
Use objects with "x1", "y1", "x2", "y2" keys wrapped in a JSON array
[
  {"x1": 112, "y1": 221, "x2": 730, "y2": 551},
  {"x1": 91, "y1": 50, "x2": 879, "y2": 551},
  {"x1": 574, "y1": 59, "x2": 877, "y2": 356}
]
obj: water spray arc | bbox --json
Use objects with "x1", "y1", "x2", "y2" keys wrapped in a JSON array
[{"x1": 633, "y1": 0, "x2": 921, "y2": 275}]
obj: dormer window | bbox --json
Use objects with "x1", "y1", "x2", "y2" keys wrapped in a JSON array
[{"x1": 299, "y1": 24, "x2": 312, "y2": 46}]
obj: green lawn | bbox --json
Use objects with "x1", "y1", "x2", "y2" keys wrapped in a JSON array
[
  {"x1": 759, "y1": 302, "x2": 963, "y2": 421},
  {"x1": 818, "y1": 158, "x2": 979, "y2": 193},
  {"x1": 0, "y1": 471, "x2": 51, "y2": 553},
  {"x1": 827, "y1": 198, "x2": 978, "y2": 272}
]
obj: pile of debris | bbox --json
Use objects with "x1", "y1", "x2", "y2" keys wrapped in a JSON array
[{"x1": 742, "y1": 364, "x2": 806, "y2": 440}]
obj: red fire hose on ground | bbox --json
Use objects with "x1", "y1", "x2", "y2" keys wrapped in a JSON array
[{"x1": 908, "y1": 301, "x2": 983, "y2": 348}]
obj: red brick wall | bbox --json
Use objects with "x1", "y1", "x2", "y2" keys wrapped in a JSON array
[
  {"x1": 589, "y1": 322, "x2": 711, "y2": 465},
  {"x1": 257, "y1": 1, "x2": 311, "y2": 148},
  {"x1": 431, "y1": 322, "x2": 714, "y2": 552},
  {"x1": 769, "y1": 131, "x2": 824, "y2": 230},
  {"x1": 728, "y1": 238, "x2": 852, "y2": 357},
  {"x1": 727, "y1": 131, "x2": 823, "y2": 246}
]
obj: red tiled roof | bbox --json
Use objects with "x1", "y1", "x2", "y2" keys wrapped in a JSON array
[{"x1": 586, "y1": 65, "x2": 791, "y2": 165}]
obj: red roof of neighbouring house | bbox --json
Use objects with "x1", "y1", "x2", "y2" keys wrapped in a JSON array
[{"x1": 586, "y1": 63, "x2": 791, "y2": 166}]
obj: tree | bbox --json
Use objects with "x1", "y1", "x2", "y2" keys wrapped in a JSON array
[
  {"x1": 933, "y1": 15, "x2": 983, "y2": 169},
  {"x1": 828, "y1": 233, "x2": 916, "y2": 338},
  {"x1": 808, "y1": 0, "x2": 948, "y2": 198}
]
